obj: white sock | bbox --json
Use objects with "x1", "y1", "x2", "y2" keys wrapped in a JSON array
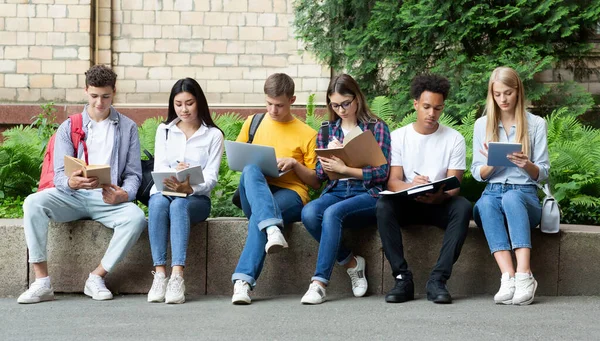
[
  {"x1": 265, "y1": 226, "x2": 279, "y2": 234},
  {"x1": 34, "y1": 276, "x2": 51, "y2": 288}
]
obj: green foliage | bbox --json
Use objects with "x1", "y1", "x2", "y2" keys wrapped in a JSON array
[
  {"x1": 31, "y1": 102, "x2": 59, "y2": 146},
  {"x1": 294, "y1": 0, "x2": 600, "y2": 120},
  {"x1": 0, "y1": 196, "x2": 25, "y2": 218},
  {"x1": 213, "y1": 112, "x2": 245, "y2": 141},
  {"x1": 138, "y1": 117, "x2": 164, "y2": 159},
  {"x1": 544, "y1": 108, "x2": 600, "y2": 223},
  {"x1": 0, "y1": 126, "x2": 46, "y2": 198}
]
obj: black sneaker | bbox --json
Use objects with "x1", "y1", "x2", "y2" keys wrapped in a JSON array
[
  {"x1": 426, "y1": 279, "x2": 452, "y2": 304},
  {"x1": 385, "y1": 274, "x2": 414, "y2": 303}
]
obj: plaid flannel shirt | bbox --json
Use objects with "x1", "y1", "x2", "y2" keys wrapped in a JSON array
[{"x1": 316, "y1": 119, "x2": 391, "y2": 197}]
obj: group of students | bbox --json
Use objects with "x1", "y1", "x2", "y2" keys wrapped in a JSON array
[{"x1": 17, "y1": 64, "x2": 549, "y2": 307}]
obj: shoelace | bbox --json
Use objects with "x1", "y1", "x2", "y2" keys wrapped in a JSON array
[
  {"x1": 348, "y1": 271, "x2": 366, "y2": 288},
  {"x1": 89, "y1": 277, "x2": 109, "y2": 292},
  {"x1": 168, "y1": 277, "x2": 183, "y2": 293},
  {"x1": 234, "y1": 281, "x2": 248, "y2": 294},
  {"x1": 151, "y1": 272, "x2": 167, "y2": 293}
]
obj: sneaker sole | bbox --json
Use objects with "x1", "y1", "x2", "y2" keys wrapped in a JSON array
[
  {"x1": 265, "y1": 243, "x2": 287, "y2": 254},
  {"x1": 427, "y1": 293, "x2": 452, "y2": 304},
  {"x1": 84, "y1": 286, "x2": 113, "y2": 301},
  {"x1": 165, "y1": 297, "x2": 185, "y2": 304},
  {"x1": 514, "y1": 280, "x2": 538, "y2": 306},
  {"x1": 385, "y1": 294, "x2": 414, "y2": 303},
  {"x1": 147, "y1": 297, "x2": 165, "y2": 303},
  {"x1": 494, "y1": 298, "x2": 513, "y2": 305},
  {"x1": 17, "y1": 294, "x2": 54, "y2": 304},
  {"x1": 232, "y1": 298, "x2": 251, "y2": 305},
  {"x1": 301, "y1": 298, "x2": 325, "y2": 305}
]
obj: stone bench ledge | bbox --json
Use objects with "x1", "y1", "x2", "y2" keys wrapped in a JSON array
[{"x1": 0, "y1": 219, "x2": 599, "y2": 298}]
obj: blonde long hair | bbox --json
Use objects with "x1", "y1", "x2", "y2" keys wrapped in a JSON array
[{"x1": 484, "y1": 67, "x2": 529, "y2": 156}]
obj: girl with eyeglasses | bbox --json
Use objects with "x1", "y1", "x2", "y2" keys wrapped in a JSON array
[{"x1": 300, "y1": 74, "x2": 391, "y2": 304}]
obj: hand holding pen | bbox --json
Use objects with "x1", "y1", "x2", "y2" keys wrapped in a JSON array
[
  {"x1": 175, "y1": 160, "x2": 189, "y2": 171},
  {"x1": 413, "y1": 171, "x2": 431, "y2": 185}
]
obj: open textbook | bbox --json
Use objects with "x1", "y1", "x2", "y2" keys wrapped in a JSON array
[
  {"x1": 151, "y1": 165, "x2": 204, "y2": 196},
  {"x1": 380, "y1": 176, "x2": 461, "y2": 198},
  {"x1": 64, "y1": 155, "x2": 111, "y2": 186},
  {"x1": 315, "y1": 126, "x2": 387, "y2": 180}
]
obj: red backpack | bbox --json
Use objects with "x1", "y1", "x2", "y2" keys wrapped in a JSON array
[{"x1": 38, "y1": 113, "x2": 89, "y2": 191}]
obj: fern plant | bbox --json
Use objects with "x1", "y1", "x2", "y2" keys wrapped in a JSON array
[
  {"x1": 0, "y1": 126, "x2": 46, "y2": 198},
  {"x1": 138, "y1": 117, "x2": 164, "y2": 160}
]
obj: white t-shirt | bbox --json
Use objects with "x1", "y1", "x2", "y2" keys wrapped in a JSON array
[
  {"x1": 390, "y1": 123, "x2": 466, "y2": 182},
  {"x1": 86, "y1": 118, "x2": 115, "y2": 166}
]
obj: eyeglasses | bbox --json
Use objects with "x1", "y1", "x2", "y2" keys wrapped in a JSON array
[{"x1": 329, "y1": 98, "x2": 355, "y2": 111}]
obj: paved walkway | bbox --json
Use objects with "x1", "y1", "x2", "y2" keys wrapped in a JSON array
[{"x1": 1, "y1": 294, "x2": 599, "y2": 340}]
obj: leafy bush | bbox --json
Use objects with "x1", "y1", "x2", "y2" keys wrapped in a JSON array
[{"x1": 294, "y1": 0, "x2": 600, "y2": 120}]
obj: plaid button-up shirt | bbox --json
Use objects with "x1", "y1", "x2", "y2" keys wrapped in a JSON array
[{"x1": 316, "y1": 119, "x2": 391, "y2": 197}]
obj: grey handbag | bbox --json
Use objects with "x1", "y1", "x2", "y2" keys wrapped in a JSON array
[{"x1": 536, "y1": 182, "x2": 560, "y2": 233}]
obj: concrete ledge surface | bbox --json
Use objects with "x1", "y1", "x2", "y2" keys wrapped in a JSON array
[{"x1": 0, "y1": 219, "x2": 599, "y2": 298}]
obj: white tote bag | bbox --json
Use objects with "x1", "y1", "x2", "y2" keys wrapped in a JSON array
[{"x1": 536, "y1": 183, "x2": 560, "y2": 233}]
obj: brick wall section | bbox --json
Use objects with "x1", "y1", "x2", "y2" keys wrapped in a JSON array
[
  {"x1": 110, "y1": 0, "x2": 330, "y2": 104},
  {"x1": 0, "y1": 0, "x2": 92, "y2": 103},
  {"x1": 0, "y1": 0, "x2": 330, "y2": 105}
]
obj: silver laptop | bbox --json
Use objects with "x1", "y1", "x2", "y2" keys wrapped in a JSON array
[{"x1": 224, "y1": 140, "x2": 291, "y2": 178}]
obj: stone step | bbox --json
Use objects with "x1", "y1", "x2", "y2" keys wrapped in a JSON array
[{"x1": 0, "y1": 219, "x2": 599, "y2": 298}]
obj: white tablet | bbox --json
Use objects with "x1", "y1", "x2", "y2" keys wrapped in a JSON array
[{"x1": 487, "y1": 142, "x2": 522, "y2": 167}]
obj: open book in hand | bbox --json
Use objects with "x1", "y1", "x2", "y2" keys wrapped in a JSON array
[
  {"x1": 380, "y1": 176, "x2": 461, "y2": 198},
  {"x1": 151, "y1": 165, "x2": 204, "y2": 196},
  {"x1": 64, "y1": 155, "x2": 111, "y2": 186},
  {"x1": 315, "y1": 126, "x2": 387, "y2": 180}
]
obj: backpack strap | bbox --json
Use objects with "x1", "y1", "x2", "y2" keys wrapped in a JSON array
[
  {"x1": 247, "y1": 113, "x2": 266, "y2": 144},
  {"x1": 69, "y1": 113, "x2": 88, "y2": 165},
  {"x1": 319, "y1": 121, "x2": 331, "y2": 146},
  {"x1": 366, "y1": 119, "x2": 377, "y2": 134}
]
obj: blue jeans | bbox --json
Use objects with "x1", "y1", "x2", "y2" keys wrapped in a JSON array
[
  {"x1": 301, "y1": 180, "x2": 377, "y2": 285},
  {"x1": 148, "y1": 193, "x2": 211, "y2": 267},
  {"x1": 232, "y1": 164, "x2": 303, "y2": 287},
  {"x1": 474, "y1": 183, "x2": 541, "y2": 254}
]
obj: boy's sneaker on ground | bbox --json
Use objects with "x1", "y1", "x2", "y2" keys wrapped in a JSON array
[
  {"x1": 232, "y1": 280, "x2": 251, "y2": 305},
  {"x1": 512, "y1": 272, "x2": 537, "y2": 305},
  {"x1": 17, "y1": 281, "x2": 54, "y2": 304},
  {"x1": 265, "y1": 227, "x2": 288, "y2": 254},
  {"x1": 165, "y1": 273, "x2": 185, "y2": 304},
  {"x1": 148, "y1": 271, "x2": 169, "y2": 303},
  {"x1": 346, "y1": 255, "x2": 368, "y2": 297},
  {"x1": 84, "y1": 274, "x2": 113, "y2": 301},
  {"x1": 385, "y1": 273, "x2": 414, "y2": 303},
  {"x1": 494, "y1": 272, "x2": 516, "y2": 305},
  {"x1": 301, "y1": 282, "x2": 327, "y2": 305},
  {"x1": 426, "y1": 279, "x2": 452, "y2": 304}
]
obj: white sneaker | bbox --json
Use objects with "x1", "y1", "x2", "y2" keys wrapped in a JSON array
[
  {"x1": 84, "y1": 274, "x2": 113, "y2": 301},
  {"x1": 494, "y1": 272, "x2": 515, "y2": 305},
  {"x1": 147, "y1": 271, "x2": 168, "y2": 303},
  {"x1": 232, "y1": 280, "x2": 251, "y2": 305},
  {"x1": 301, "y1": 282, "x2": 327, "y2": 305},
  {"x1": 512, "y1": 272, "x2": 537, "y2": 305},
  {"x1": 165, "y1": 273, "x2": 185, "y2": 304},
  {"x1": 17, "y1": 281, "x2": 54, "y2": 304},
  {"x1": 265, "y1": 227, "x2": 288, "y2": 254},
  {"x1": 346, "y1": 255, "x2": 368, "y2": 297}
]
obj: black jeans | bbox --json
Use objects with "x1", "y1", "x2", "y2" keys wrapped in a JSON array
[{"x1": 376, "y1": 195, "x2": 472, "y2": 282}]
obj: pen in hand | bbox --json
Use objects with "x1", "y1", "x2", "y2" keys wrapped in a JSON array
[{"x1": 413, "y1": 171, "x2": 432, "y2": 183}]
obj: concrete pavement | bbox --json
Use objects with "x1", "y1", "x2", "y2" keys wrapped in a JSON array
[{"x1": 1, "y1": 294, "x2": 599, "y2": 340}]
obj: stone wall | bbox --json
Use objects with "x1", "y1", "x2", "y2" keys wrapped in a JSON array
[{"x1": 0, "y1": 0, "x2": 331, "y2": 105}]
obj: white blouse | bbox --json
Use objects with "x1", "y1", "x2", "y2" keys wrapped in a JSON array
[{"x1": 150, "y1": 118, "x2": 224, "y2": 197}]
